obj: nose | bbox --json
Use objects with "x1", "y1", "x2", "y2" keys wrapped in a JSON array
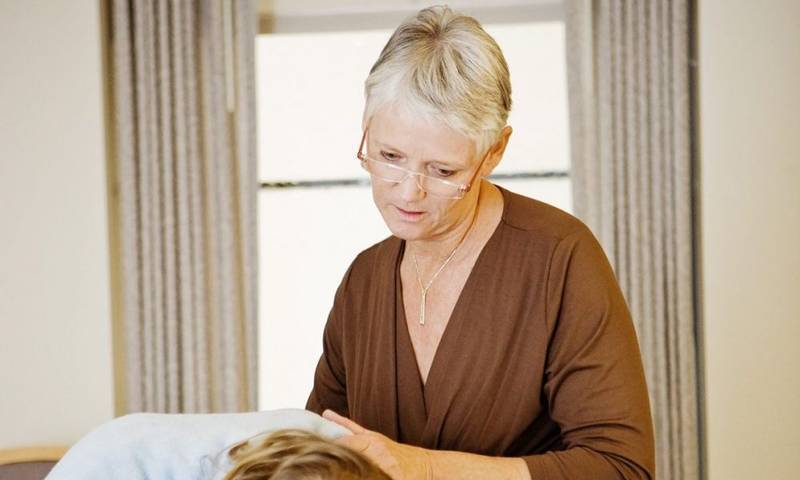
[{"x1": 398, "y1": 172, "x2": 426, "y2": 203}]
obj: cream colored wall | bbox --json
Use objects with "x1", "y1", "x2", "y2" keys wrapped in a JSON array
[
  {"x1": 0, "y1": 0, "x2": 114, "y2": 449},
  {"x1": 699, "y1": 1, "x2": 800, "y2": 479}
]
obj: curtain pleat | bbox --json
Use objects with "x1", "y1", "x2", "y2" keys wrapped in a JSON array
[
  {"x1": 565, "y1": 1, "x2": 699, "y2": 479},
  {"x1": 109, "y1": 0, "x2": 258, "y2": 414}
]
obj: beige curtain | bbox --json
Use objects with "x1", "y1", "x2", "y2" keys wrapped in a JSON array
[
  {"x1": 107, "y1": 0, "x2": 258, "y2": 413},
  {"x1": 564, "y1": 1, "x2": 700, "y2": 479}
]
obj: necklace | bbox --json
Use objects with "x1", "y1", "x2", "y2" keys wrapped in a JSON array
[
  {"x1": 413, "y1": 245, "x2": 461, "y2": 326},
  {"x1": 411, "y1": 200, "x2": 480, "y2": 326}
]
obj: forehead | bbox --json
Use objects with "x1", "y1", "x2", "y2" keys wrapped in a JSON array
[{"x1": 368, "y1": 105, "x2": 476, "y2": 164}]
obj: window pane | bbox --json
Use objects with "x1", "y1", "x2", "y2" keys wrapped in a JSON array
[
  {"x1": 257, "y1": 18, "x2": 572, "y2": 410},
  {"x1": 256, "y1": 30, "x2": 386, "y2": 182},
  {"x1": 256, "y1": 21, "x2": 569, "y2": 182},
  {"x1": 258, "y1": 187, "x2": 388, "y2": 409},
  {"x1": 487, "y1": 22, "x2": 570, "y2": 173}
]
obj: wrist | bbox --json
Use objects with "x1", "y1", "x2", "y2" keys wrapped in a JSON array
[{"x1": 417, "y1": 446, "x2": 436, "y2": 480}]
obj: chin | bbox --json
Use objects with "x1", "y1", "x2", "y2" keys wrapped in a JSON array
[
  {"x1": 379, "y1": 209, "x2": 429, "y2": 241},
  {"x1": 384, "y1": 219, "x2": 423, "y2": 241}
]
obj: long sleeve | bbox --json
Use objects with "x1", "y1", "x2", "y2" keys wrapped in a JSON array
[
  {"x1": 305, "y1": 266, "x2": 352, "y2": 418},
  {"x1": 522, "y1": 229, "x2": 656, "y2": 480}
]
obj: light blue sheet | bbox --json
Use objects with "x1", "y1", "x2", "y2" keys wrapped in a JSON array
[{"x1": 46, "y1": 408, "x2": 350, "y2": 480}]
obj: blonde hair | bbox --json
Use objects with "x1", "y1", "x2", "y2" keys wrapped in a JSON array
[
  {"x1": 364, "y1": 5, "x2": 512, "y2": 157},
  {"x1": 223, "y1": 429, "x2": 391, "y2": 480}
]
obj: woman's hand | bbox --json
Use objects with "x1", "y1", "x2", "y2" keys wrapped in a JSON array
[{"x1": 322, "y1": 409, "x2": 433, "y2": 480}]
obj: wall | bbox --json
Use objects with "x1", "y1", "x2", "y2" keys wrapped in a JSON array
[
  {"x1": 699, "y1": 1, "x2": 800, "y2": 479},
  {"x1": 0, "y1": 0, "x2": 114, "y2": 448}
]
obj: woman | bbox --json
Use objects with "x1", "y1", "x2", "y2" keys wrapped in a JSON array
[{"x1": 307, "y1": 6, "x2": 655, "y2": 480}]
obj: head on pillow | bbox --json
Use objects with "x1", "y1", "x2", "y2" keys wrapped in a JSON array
[{"x1": 223, "y1": 429, "x2": 391, "y2": 480}]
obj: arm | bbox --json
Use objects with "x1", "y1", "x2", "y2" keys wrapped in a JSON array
[
  {"x1": 520, "y1": 229, "x2": 655, "y2": 479},
  {"x1": 428, "y1": 449, "x2": 531, "y2": 480},
  {"x1": 306, "y1": 266, "x2": 353, "y2": 417}
]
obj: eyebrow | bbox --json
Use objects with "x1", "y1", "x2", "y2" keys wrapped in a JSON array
[{"x1": 374, "y1": 140, "x2": 467, "y2": 169}]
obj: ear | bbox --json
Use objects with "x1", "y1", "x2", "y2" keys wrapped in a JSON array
[{"x1": 480, "y1": 125, "x2": 513, "y2": 177}]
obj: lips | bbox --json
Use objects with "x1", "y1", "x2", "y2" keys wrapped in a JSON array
[
  {"x1": 394, "y1": 205, "x2": 425, "y2": 221},
  {"x1": 397, "y1": 206, "x2": 424, "y2": 214}
]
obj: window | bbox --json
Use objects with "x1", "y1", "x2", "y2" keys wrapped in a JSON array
[{"x1": 256, "y1": 14, "x2": 570, "y2": 410}]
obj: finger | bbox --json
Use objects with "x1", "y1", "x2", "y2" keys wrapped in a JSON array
[
  {"x1": 322, "y1": 409, "x2": 367, "y2": 435},
  {"x1": 335, "y1": 433, "x2": 372, "y2": 454}
]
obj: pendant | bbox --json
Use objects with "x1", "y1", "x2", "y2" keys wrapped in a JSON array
[{"x1": 419, "y1": 290, "x2": 427, "y2": 325}]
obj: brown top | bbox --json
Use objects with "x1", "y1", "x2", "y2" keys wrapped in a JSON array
[{"x1": 307, "y1": 187, "x2": 655, "y2": 479}]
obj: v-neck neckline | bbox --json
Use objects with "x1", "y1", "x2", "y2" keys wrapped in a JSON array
[{"x1": 394, "y1": 186, "x2": 510, "y2": 415}]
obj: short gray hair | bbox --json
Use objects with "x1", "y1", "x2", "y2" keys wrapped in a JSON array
[{"x1": 364, "y1": 5, "x2": 512, "y2": 158}]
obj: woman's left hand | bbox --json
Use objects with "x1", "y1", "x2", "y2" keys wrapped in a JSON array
[{"x1": 322, "y1": 409, "x2": 433, "y2": 480}]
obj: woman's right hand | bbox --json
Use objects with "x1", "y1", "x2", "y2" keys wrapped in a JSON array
[{"x1": 323, "y1": 409, "x2": 434, "y2": 480}]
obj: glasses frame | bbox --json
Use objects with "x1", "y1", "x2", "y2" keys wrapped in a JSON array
[{"x1": 356, "y1": 129, "x2": 489, "y2": 200}]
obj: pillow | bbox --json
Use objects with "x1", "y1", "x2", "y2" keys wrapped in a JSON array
[{"x1": 46, "y1": 408, "x2": 351, "y2": 480}]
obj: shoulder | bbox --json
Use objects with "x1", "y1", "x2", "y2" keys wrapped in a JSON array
[
  {"x1": 495, "y1": 187, "x2": 611, "y2": 290},
  {"x1": 47, "y1": 413, "x2": 208, "y2": 479},
  {"x1": 497, "y1": 186, "x2": 591, "y2": 244},
  {"x1": 354, "y1": 235, "x2": 401, "y2": 266},
  {"x1": 337, "y1": 235, "x2": 401, "y2": 290},
  {"x1": 48, "y1": 410, "x2": 350, "y2": 480}
]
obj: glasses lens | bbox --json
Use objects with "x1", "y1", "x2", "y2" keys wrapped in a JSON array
[
  {"x1": 364, "y1": 157, "x2": 463, "y2": 198},
  {"x1": 418, "y1": 177, "x2": 461, "y2": 198},
  {"x1": 363, "y1": 158, "x2": 402, "y2": 181}
]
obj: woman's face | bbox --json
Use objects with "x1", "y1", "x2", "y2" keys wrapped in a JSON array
[{"x1": 365, "y1": 105, "x2": 483, "y2": 242}]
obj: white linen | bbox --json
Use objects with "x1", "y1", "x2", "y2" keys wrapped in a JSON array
[{"x1": 46, "y1": 408, "x2": 350, "y2": 480}]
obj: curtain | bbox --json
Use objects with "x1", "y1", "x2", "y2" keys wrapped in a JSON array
[
  {"x1": 107, "y1": 0, "x2": 258, "y2": 413},
  {"x1": 564, "y1": 1, "x2": 700, "y2": 479}
]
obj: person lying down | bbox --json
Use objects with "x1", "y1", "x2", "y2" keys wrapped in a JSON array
[
  {"x1": 224, "y1": 428, "x2": 389, "y2": 480},
  {"x1": 45, "y1": 408, "x2": 389, "y2": 480}
]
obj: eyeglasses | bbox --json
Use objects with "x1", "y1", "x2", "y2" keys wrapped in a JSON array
[{"x1": 356, "y1": 129, "x2": 487, "y2": 200}]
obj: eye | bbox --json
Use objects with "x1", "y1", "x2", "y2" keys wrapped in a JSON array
[
  {"x1": 380, "y1": 151, "x2": 401, "y2": 162},
  {"x1": 430, "y1": 166, "x2": 455, "y2": 178}
]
